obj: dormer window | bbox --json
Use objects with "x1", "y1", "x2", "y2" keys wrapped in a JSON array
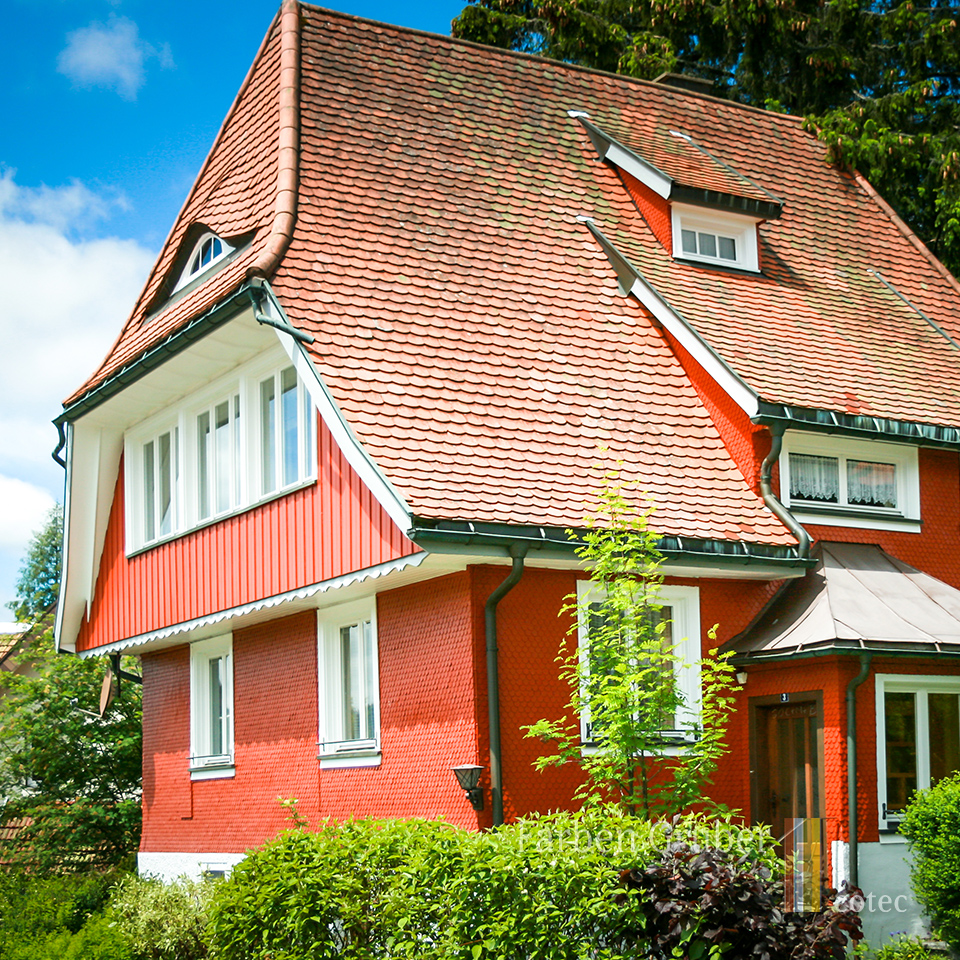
[
  {"x1": 672, "y1": 204, "x2": 759, "y2": 272},
  {"x1": 174, "y1": 232, "x2": 232, "y2": 292}
]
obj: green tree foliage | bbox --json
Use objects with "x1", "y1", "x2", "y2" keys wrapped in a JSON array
[
  {"x1": 901, "y1": 770, "x2": 960, "y2": 948},
  {"x1": 451, "y1": 0, "x2": 960, "y2": 275},
  {"x1": 524, "y1": 471, "x2": 739, "y2": 817},
  {"x1": 0, "y1": 631, "x2": 143, "y2": 870},
  {"x1": 9, "y1": 503, "x2": 62, "y2": 623},
  {"x1": 1, "y1": 512, "x2": 141, "y2": 870}
]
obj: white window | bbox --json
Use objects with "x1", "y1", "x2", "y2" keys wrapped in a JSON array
[
  {"x1": 174, "y1": 232, "x2": 232, "y2": 292},
  {"x1": 576, "y1": 581, "x2": 701, "y2": 746},
  {"x1": 318, "y1": 600, "x2": 381, "y2": 767},
  {"x1": 258, "y1": 366, "x2": 315, "y2": 497},
  {"x1": 876, "y1": 674, "x2": 960, "y2": 830},
  {"x1": 780, "y1": 432, "x2": 920, "y2": 531},
  {"x1": 671, "y1": 203, "x2": 760, "y2": 272},
  {"x1": 124, "y1": 349, "x2": 318, "y2": 552},
  {"x1": 139, "y1": 424, "x2": 179, "y2": 546},
  {"x1": 190, "y1": 634, "x2": 234, "y2": 778},
  {"x1": 196, "y1": 393, "x2": 242, "y2": 521}
]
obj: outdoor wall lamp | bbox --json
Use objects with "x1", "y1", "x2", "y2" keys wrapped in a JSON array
[
  {"x1": 736, "y1": 670, "x2": 748, "y2": 685},
  {"x1": 452, "y1": 764, "x2": 484, "y2": 811}
]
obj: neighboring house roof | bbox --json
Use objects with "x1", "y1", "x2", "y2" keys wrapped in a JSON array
[
  {"x1": 727, "y1": 542, "x2": 960, "y2": 659},
  {"x1": 58, "y1": 3, "x2": 960, "y2": 550}
]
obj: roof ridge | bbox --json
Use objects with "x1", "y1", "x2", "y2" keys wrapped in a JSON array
[{"x1": 298, "y1": 1, "x2": 805, "y2": 126}]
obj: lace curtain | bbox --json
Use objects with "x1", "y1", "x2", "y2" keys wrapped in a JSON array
[
  {"x1": 789, "y1": 454, "x2": 839, "y2": 503},
  {"x1": 848, "y1": 459, "x2": 896, "y2": 508}
]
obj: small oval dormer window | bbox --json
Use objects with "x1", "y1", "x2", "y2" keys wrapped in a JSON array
[{"x1": 174, "y1": 232, "x2": 232, "y2": 292}]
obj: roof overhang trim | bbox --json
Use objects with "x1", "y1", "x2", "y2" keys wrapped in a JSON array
[
  {"x1": 76, "y1": 552, "x2": 429, "y2": 658},
  {"x1": 755, "y1": 401, "x2": 960, "y2": 449}
]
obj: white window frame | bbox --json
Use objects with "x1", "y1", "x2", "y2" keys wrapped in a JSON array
[
  {"x1": 132, "y1": 420, "x2": 181, "y2": 548},
  {"x1": 174, "y1": 232, "x2": 233, "y2": 292},
  {"x1": 124, "y1": 346, "x2": 317, "y2": 554},
  {"x1": 780, "y1": 432, "x2": 920, "y2": 532},
  {"x1": 190, "y1": 634, "x2": 234, "y2": 779},
  {"x1": 317, "y1": 599, "x2": 381, "y2": 768},
  {"x1": 671, "y1": 202, "x2": 760, "y2": 272},
  {"x1": 875, "y1": 673, "x2": 960, "y2": 833},
  {"x1": 576, "y1": 581, "x2": 701, "y2": 750}
]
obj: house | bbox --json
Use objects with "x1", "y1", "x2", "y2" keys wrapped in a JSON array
[{"x1": 54, "y1": 0, "x2": 960, "y2": 941}]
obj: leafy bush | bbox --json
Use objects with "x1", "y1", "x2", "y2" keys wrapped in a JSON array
[
  {"x1": 108, "y1": 874, "x2": 214, "y2": 960},
  {"x1": 902, "y1": 770, "x2": 960, "y2": 948},
  {"x1": 208, "y1": 809, "x2": 860, "y2": 960},
  {"x1": 871, "y1": 936, "x2": 942, "y2": 960},
  {"x1": 0, "y1": 869, "x2": 128, "y2": 960}
]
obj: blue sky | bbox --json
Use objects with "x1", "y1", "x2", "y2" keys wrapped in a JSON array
[{"x1": 0, "y1": 0, "x2": 466, "y2": 623}]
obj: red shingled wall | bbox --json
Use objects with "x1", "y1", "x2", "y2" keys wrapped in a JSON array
[
  {"x1": 77, "y1": 418, "x2": 419, "y2": 652},
  {"x1": 141, "y1": 611, "x2": 320, "y2": 853},
  {"x1": 318, "y1": 572, "x2": 483, "y2": 827},
  {"x1": 620, "y1": 170, "x2": 673, "y2": 252}
]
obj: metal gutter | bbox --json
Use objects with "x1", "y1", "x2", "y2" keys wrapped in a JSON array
[
  {"x1": 755, "y1": 402, "x2": 960, "y2": 449},
  {"x1": 846, "y1": 653, "x2": 873, "y2": 889},
  {"x1": 484, "y1": 546, "x2": 528, "y2": 827},
  {"x1": 408, "y1": 520, "x2": 812, "y2": 569},
  {"x1": 759, "y1": 424, "x2": 810, "y2": 559},
  {"x1": 731, "y1": 642, "x2": 960, "y2": 663}
]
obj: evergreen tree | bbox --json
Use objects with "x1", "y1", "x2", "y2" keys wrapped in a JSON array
[
  {"x1": 452, "y1": 0, "x2": 960, "y2": 275},
  {"x1": 9, "y1": 503, "x2": 62, "y2": 623}
]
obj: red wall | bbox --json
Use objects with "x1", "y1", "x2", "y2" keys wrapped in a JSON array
[
  {"x1": 77, "y1": 417, "x2": 419, "y2": 652},
  {"x1": 621, "y1": 170, "x2": 673, "y2": 253},
  {"x1": 141, "y1": 611, "x2": 320, "y2": 852}
]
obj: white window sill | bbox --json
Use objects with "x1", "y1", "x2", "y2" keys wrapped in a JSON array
[
  {"x1": 319, "y1": 749, "x2": 382, "y2": 770},
  {"x1": 791, "y1": 508, "x2": 920, "y2": 534},
  {"x1": 581, "y1": 734, "x2": 697, "y2": 759},
  {"x1": 190, "y1": 762, "x2": 236, "y2": 781},
  {"x1": 878, "y1": 829, "x2": 907, "y2": 844}
]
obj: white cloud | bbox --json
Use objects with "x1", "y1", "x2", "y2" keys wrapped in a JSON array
[
  {"x1": 57, "y1": 16, "x2": 174, "y2": 100},
  {"x1": 0, "y1": 478, "x2": 55, "y2": 551},
  {"x1": 0, "y1": 169, "x2": 154, "y2": 474}
]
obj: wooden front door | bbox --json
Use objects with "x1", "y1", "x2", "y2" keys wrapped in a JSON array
[{"x1": 751, "y1": 694, "x2": 825, "y2": 841}]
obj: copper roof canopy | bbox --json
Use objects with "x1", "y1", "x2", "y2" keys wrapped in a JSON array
[{"x1": 728, "y1": 541, "x2": 960, "y2": 659}]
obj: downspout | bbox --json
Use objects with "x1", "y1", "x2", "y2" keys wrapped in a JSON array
[
  {"x1": 246, "y1": 0, "x2": 300, "y2": 280},
  {"x1": 846, "y1": 652, "x2": 873, "y2": 889},
  {"x1": 759, "y1": 424, "x2": 811, "y2": 559},
  {"x1": 485, "y1": 545, "x2": 528, "y2": 827}
]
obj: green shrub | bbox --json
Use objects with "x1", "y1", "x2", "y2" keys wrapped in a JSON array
[
  {"x1": 902, "y1": 770, "x2": 960, "y2": 948},
  {"x1": 0, "y1": 870, "x2": 129, "y2": 960},
  {"x1": 208, "y1": 809, "x2": 857, "y2": 960},
  {"x1": 108, "y1": 874, "x2": 214, "y2": 960},
  {"x1": 871, "y1": 936, "x2": 942, "y2": 960}
]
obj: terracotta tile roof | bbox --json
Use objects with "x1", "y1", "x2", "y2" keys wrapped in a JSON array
[
  {"x1": 588, "y1": 114, "x2": 780, "y2": 208},
  {"x1": 69, "y1": 5, "x2": 960, "y2": 544}
]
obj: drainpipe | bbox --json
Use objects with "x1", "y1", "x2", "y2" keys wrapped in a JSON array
[
  {"x1": 485, "y1": 545, "x2": 528, "y2": 827},
  {"x1": 846, "y1": 652, "x2": 873, "y2": 889},
  {"x1": 759, "y1": 424, "x2": 811, "y2": 559}
]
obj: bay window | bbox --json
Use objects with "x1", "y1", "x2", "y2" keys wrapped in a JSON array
[{"x1": 125, "y1": 350, "x2": 317, "y2": 553}]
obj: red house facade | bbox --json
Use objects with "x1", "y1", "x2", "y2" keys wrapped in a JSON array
[{"x1": 55, "y1": 1, "x2": 960, "y2": 942}]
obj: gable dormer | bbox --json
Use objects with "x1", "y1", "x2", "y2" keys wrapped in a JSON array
[{"x1": 578, "y1": 116, "x2": 783, "y2": 273}]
